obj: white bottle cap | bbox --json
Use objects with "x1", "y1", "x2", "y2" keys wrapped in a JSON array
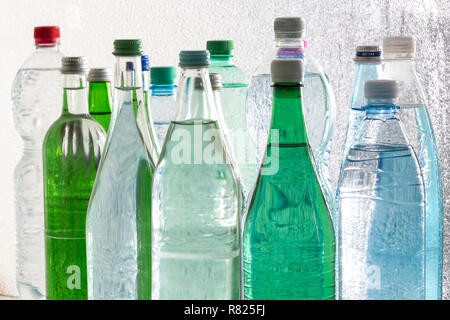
[
  {"x1": 270, "y1": 59, "x2": 304, "y2": 83},
  {"x1": 274, "y1": 17, "x2": 306, "y2": 39},
  {"x1": 364, "y1": 80, "x2": 398, "y2": 100},
  {"x1": 383, "y1": 36, "x2": 415, "y2": 59}
]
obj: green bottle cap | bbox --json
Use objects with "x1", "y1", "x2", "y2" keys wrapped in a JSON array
[
  {"x1": 150, "y1": 66, "x2": 177, "y2": 85},
  {"x1": 113, "y1": 39, "x2": 144, "y2": 56},
  {"x1": 179, "y1": 50, "x2": 210, "y2": 67},
  {"x1": 206, "y1": 40, "x2": 234, "y2": 55}
]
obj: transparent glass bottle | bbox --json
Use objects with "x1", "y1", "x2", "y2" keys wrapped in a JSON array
[
  {"x1": 246, "y1": 17, "x2": 336, "y2": 214},
  {"x1": 43, "y1": 57, "x2": 106, "y2": 300},
  {"x1": 382, "y1": 36, "x2": 443, "y2": 300},
  {"x1": 88, "y1": 68, "x2": 113, "y2": 132},
  {"x1": 11, "y1": 26, "x2": 63, "y2": 299},
  {"x1": 337, "y1": 80, "x2": 425, "y2": 300},
  {"x1": 150, "y1": 66, "x2": 177, "y2": 145},
  {"x1": 86, "y1": 40, "x2": 158, "y2": 300},
  {"x1": 207, "y1": 40, "x2": 257, "y2": 200},
  {"x1": 243, "y1": 59, "x2": 335, "y2": 300},
  {"x1": 152, "y1": 51, "x2": 241, "y2": 300}
]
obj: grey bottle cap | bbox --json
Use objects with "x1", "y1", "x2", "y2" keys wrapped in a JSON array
[
  {"x1": 60, "y1": 56, "x2": 89, "y2": 74},
  {"x1": 383, "y1": 36, "x2": 415, "y2": 59},
  {"x1": 354, "y1": 45, "x2": 382, "y2": 62},
  {"x1": 274, "y1": 17, "x2": 306, "y2": 39},
  {"x1": 364, "y1": 80, "x2": 398, "y2": 99},
  {"x1": 271, "y1": 59, "x2": 304, "y2": 83},
  {"x1": 87, "y1": 68, "x2": 112, "y2": 82},
  {"x1": 209, "y1": 73, "x2": 223, "y2": 90}
]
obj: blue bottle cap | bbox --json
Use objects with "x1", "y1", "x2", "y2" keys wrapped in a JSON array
[
  {"x1": 126, "y1": 61, "x2": 135, "y2": 71},
  {"x1": 179, "y1": 50, "x2": 210, "y2": 67},
  {"x1": 141, "y1": 55, "x2": 150, "y2": 71}
]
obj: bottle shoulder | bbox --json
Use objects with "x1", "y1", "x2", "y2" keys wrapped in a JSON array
[
  {"x1": 20, "y1": 49, "x2": 64, "y2": 70},
  {"x1": 209, "y1": 64, "x2": 249, "y2": 85}
]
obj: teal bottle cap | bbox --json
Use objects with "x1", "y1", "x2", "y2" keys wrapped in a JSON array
[
  {"x1": 150, "y1": 66, "x2": 177, "y2": 85},
  {"x1": 60, "y1": 56, "x2": 89, "y2": 74},
  {"x1": 179, "y1": 50, "x2": 210, "y2": 67},
  {"x1": 206, "y1": 40, "x2": 234, "y2": 55},
  {"x1": 113, "y1": 39, "x2": 144, "y2": 56}
]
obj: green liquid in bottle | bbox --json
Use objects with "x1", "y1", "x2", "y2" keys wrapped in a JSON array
[{"x1": 88, "y1": 81, "x2": 112, "y2": 132}]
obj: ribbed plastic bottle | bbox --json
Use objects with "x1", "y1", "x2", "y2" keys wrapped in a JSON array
[
  {"x1": 243, "y1": 59, "x2": 335, "y2": 300},
  {"x1": 88, "y1": 68, "x2": 113, "y2": 132},
  {"x1": 152, "y1": 51, "x2": 241, "y2": 300},
  {"x1": 43, "y1": 57, "x2": 106, "y2": 300},
  {"x1": 207, "y1": 40, "x2": 257, "y2": 200},
  {"x1": 86, "y1": 40, "x2": 158, "y2": 300},
  {"x1": 150, "y1": 66, "x2": 177, "y2": 145},
  {"x1": 246, "y1": 17, "x2": 336, "y2": 214},
  {"x1": 11, "y1": 26, "x2": 63, "y2": 299},
  {"x1": 337, "y1": 80, "x2": 425, "y2": 300},
  {"x1": 382, "y1": 36, "x2": 443, "y2": 300}
]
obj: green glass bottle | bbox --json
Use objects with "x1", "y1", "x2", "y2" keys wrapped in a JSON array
[
  {"x1": 88, "y1": 68, "x2": 113, "y2": 131},
  {"x1": 43, "y1": 57, "x2": 106, "y2": 300},
  {"x1": 243, "y1": 59, "x2": 335, "y2": 300}
]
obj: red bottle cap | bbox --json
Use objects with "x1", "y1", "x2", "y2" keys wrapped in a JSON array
[{"x1": 34, "y1": 26, "x2": 60, "y2": 44}]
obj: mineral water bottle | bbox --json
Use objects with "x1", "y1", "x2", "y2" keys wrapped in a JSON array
[
  {"x1": 152, "y1": 51, "x2": 241, "y2": 300},
  {"x1": 207, "y1": 40, "x2": 257, "y2": 199},
  {"x1": 88, "y1": 68, "x2": 113, "y2": 132},
  {"x1": 382, "y1": 36, "x2": 443, "y2": 300},
  {"x1": 243, "y1": 59, "x2": 335, "y2": 300},
  {"x1": 43, "y1": 57, "x2": 106, "y2": 300},
  {"x1": 150, "y1": 66, "x2": 177, "y2": 145},
  {"x1": 246, "y1": 17, "x2": 336, "y2": 214},
  {"x1": 86, "y1": 40, "x2": 158, "y2": 300},
  {"x1": 11, "y1": 26, "x2": 63, "y2": 299},
  {"x1": 337, "y1": 80, "x2": 425, "y2": 300}
]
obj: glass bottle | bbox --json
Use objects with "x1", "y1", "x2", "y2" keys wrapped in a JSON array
[
  {"x1": 152, "y1": 51, "x2": 241, "y2": 300},
  {"x1": 150, "y1": 66, "x2": 177, "y2": 145},
  {"x1": 337, "y1": 80, "x2": 425, "y2": 300},
  {"x1": 246, "y1": 16, "x2": 336, "y2": 215},
  {"x1": 11, "y1": 26, "x2": 63, "y2": 299},
  {"x1": 382, "y1": 36, "x2": 443, "y2": 300},
  {"x1": 207, "y1": 40, "x2": 257, "y2": 200},
  {"x1": 88, "y1": 68, "x2": 113, "y2": 132},
  {"x1": 243, "y1": 59, "x2": 335, "y2": 300},
  {"x1": 86, "y1": 40, "x2": 158, "y2": 300},
  {"x1": 43, "y1": 56, "x2": 106, "y2": 300}
]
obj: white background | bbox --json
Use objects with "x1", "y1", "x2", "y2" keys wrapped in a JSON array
[{"x1": 0, "y1": 0, "x2": 448, "y2": 298}]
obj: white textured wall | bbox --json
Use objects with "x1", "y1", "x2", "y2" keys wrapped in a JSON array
[{"x1": 0, "y1": 0, "x2": 448, "y2": 298}]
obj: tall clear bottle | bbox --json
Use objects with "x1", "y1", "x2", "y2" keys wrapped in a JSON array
[
  {"x1": 150, "y1": 66, "x2": 177, "y2": 145},
  {"x1": 86, "y1": 40, "x2": 158, "y2": 300},
  {"x1": 11, "y1": 26, "x2": 63, "y2": 299},
  {"x1": 382, "y1": 36, "x2": 443, "y2": 300},
  {"x1": 246, "y1": 16, "x2": 336, "y2": 214},
  {"x1": 152, "y1": 51, "x2": 241, "y2": 300},
  {"x1": 43, "y1": 57, "x2": 106, "y2": 300},
  {"x1": 337, "y1": 80, "x2": 425, "y2": 300},
  {"x1": 88, "y1": 68, "x2": 113, "y2": 132},
  {"x1": 207, "y1": 40, "x2": 257, "y2": 200},
  {"x1": 243, "y1": 59, "x2": 335, "y2": 300}
]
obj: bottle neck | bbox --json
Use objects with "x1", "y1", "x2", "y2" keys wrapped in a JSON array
[
  {"x1": 35, "y1": 43, "x2": 61, "y2": 52},
  {"x1": 114, "y1": 55, "x2": 143, "y2": 89},
  {"x1": 172, "y1": 66, "x2": 217, "y2": 122},
  {"x1": 62, "y1": 73, "x2": 89, "y2": 115},
  {"x1": 150, "y1": 84, "x2": 177, "y2": 96},
  {"x1": 269, "y1": 83, "x2": 308, "y2": 145},
  {"x1": 274, "y1": 38, "x2": 305, "y2": 58},
  {"x1": 351, "y1": 62, "x2": 382, "y2": 110},
  {"x1": 88, "y1": 81, "x2": 112, "y2": 113},
  {"x1": 142, "y1": 69, "x2": 150, "y2": 92},
  {"x1": 364, "y1": 102, "x2": 399, "y2": 120},
  {"x1": 210, "y1": 54, "x2": 234, "y2": 67}
]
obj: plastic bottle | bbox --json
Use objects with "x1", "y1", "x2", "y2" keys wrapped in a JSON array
[
  {"x1": 207, "y1": 40, "x2": 257, "y2": 200},
  {"x1": 246, "y1": 17, "x2": 336, "y2": 214},
  {"x1": 43, "y1": 57, "x2": 106, "y2": 300},
  {"x1": 382, "y1": 36, "x2": 443, "y2": 300},
  {"x1": 337, "y1": 80, "x2": 425, "y2": 300},
  {"x1": 152, "y1": 51, "x2": 241, "y2": 300},
  {"x1": 243, "y1": 59, "x2": 335, "y2": 300},
  {"x1": 86, "y1": 40, "x2": 158, "y2": 300},
  {"x1": 88, "y1": 68, "x2": 113, "y2": 132},
  {"x1": 150, "y1": 66, "x2": 177, "y2": 145},
  {"x1": 11, "y1": 26, "x2": 63, "y2": 299}
]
